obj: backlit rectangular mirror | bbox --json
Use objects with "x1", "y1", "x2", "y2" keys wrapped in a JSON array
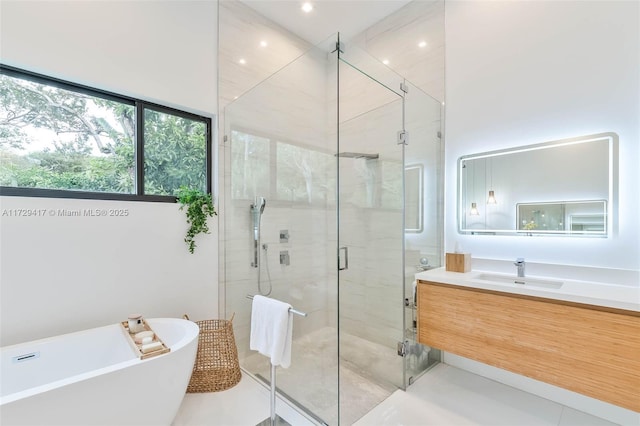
[{"x1": 458, "y1": 133, "x2": 617, "y2": 236}]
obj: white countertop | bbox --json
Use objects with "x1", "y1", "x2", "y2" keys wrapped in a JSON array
[{"x1": 415, "y1": 267, "x2": 640, "y2": 312}]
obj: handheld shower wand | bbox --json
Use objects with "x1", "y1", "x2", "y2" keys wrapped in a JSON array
[
  {"x1": 250, "y1": 197, "x2": 266, "y2": 268},
  {"x1": 250, "y1": 197, "x2": 271, "y2": 296}
]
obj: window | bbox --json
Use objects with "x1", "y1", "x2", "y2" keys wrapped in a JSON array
[
  {"x1": 230, "y1": 128, "x2": 335, "y2": 206},
  {"x1": 276, "y1": 142, "x2": 334, "y2": 203},
  {"x1": 230, "y1": 130, "x2": 270, "y2": 200},
  {"x1": 143, "y1": 107, "x2": 208, "y2": 196},
  {"x1": 230, "y1": 128, "x2": 405, "y2": 209},
  {"x1": 0, "y1": 65, "x2": 211, "y2": 201}
]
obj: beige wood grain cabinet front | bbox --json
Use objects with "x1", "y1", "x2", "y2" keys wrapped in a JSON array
[{"x1": 417, "y1": 280, "x2": 640, "y2": 412}]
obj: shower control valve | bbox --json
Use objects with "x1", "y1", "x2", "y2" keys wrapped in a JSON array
[{"x1": 280, "y1": 251, "x2": 290, "y2": 266}]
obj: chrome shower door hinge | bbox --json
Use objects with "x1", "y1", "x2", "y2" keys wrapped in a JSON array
[
  {"x1": 397, "y1": 341, "x2": 406, "y2": 357},
  {"x1": 397, "y1": 130, "x2": 409, "y2": 145},
  {"x1": 400, "y1": 82, "x2": 409, "y2": 93}
]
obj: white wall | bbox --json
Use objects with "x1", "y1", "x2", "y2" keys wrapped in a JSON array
[
  {"x1": 443, "y1": 2, "x2": 639, "y2": 422},
  {"x1": 0, "y1": 0, "x2": 219, "y2": 346},
  {"x1": 444, "y1": 0, "x2": 640, "y2": 272}
]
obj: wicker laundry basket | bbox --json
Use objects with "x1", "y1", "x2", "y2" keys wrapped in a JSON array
[{"x1": 184, "y1": 314, "x2": 241, "y2": 393}]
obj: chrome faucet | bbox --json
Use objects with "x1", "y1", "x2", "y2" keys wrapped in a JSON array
[{"x1": 514, "y1": 258, "x2": 526, "y2": 277}]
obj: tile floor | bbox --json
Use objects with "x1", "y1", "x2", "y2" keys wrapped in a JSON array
[
  {"x1": 173, "y1": 364, "x2": 620, "y2": 426},
  {"x1": 172, "y1": 371, "x2": 315, "y2": 426},
  {"x1": 354, "y1": 364, "x2": 619, "y2": 426},
  {"x1": 241, "y1": 327, "x2": 401, "y2": 425}
]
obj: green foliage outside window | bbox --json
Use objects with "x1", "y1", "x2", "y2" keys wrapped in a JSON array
[{"x1": 144, "y1": 109, "x2": 207, "y2": 196}]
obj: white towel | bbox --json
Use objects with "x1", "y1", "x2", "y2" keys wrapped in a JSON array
[{"x1": 249, "y1": 295, "x2": 293, "y2": 368}]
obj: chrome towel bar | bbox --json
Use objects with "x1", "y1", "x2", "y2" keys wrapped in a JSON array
[{"x1": 246, "y1": 294, "x2": 307, "y2": 317}]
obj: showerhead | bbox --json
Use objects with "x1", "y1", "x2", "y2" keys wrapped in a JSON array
[
  {"x1": 251, "y1": 196, "x2": 266, "y2": 214},
  {"x1": 335, "y1": 152, "x2": 379, "y2": 160}
]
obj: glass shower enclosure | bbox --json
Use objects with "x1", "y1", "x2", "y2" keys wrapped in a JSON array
[{"x1": 222, "y1": 34, "x2": 442, "y2": 425}]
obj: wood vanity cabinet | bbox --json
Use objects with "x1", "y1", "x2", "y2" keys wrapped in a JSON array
[{"x1": 417, "y1": 280, "x2": 640, "y2": 412}]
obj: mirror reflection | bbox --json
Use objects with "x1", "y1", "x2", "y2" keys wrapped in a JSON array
[
  {"x1": 405, "y1": 164, "x2": 424, "y2": 233},
  {"x1": 458, "y1": 133, "x2": 616, "y2": 236},
  {"x1": 516, "y1": 201, "x2": 607, "y2": 235}
]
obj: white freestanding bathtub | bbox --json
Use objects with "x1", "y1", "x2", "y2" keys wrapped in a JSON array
[{"x1": 1, "y1": 318, "x2": 199, "y2": 426}]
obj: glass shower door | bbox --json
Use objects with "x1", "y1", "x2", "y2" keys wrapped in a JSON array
[
  {"x1": 223, "y1": 35, "x2": 340, "y2": 426},
  {"x1": 337, "y1": 54, "x2": 406, "y2": 425},
  {"x1": 402, "y1": 80, "x2": 444, "y2": 387}
]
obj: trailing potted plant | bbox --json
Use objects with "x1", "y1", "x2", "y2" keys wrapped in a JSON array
[{"x1": 176, "y1": 186, "x2": 217, "y2": 254}]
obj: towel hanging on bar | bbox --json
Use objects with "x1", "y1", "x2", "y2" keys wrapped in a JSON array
[{"x1": 249, "y1": 295, "x2": 294, "y2": 368}]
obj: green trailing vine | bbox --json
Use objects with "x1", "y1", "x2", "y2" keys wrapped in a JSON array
[{"x1": 176, "y1": 186, "x2": 217, "y2": 254}]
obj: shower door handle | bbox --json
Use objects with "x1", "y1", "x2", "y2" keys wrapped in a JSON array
[{"x1": 339, "y1": 246, "x2": 349, "y2": 271}]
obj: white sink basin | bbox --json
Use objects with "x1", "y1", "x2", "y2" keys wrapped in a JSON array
[{"x1": 475, "y1": 273, "x2": 564, "y2": 289}]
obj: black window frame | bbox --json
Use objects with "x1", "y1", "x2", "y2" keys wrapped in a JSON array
[{"x1": 0, "y1": 64, "x2": 212, "y2": 202}]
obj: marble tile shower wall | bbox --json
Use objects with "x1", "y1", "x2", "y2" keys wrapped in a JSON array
[
  {"x1": 333, "y1": 54, "x2": 401, "y2": 124},
  {"x1": 352, "y1": 0, "x2": 445, "y2": 102},
  {"x1": 225, "y1": 205, "x2": 336, "y2": 359},
  {"x1": 223, "y1": 49, "x2": 329, "y2": 147},
  {"x1": 218, "y1": 1, "x2": 312, "y2": 108}
]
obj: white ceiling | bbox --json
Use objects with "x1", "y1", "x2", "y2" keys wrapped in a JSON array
[{"x1": 238, "y1": 0, "x2": 413, "y2": 45}]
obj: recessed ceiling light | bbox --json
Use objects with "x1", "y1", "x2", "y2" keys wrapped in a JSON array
[
  {"x1": 260, "y1": 40, "x2": 268, "y2": 47},
  {"x1": 301, "y1": 2, "x2": 313, "y2": 13},
  {"x1": 382, "y1": 59, "x2": 390, "y2": 65},
  {"x1": 239, "y1": 58, "x2": 246, "y2": 65},
  {"x1": 418, "y1": 41, "x2": 427, "y2": 48}
]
